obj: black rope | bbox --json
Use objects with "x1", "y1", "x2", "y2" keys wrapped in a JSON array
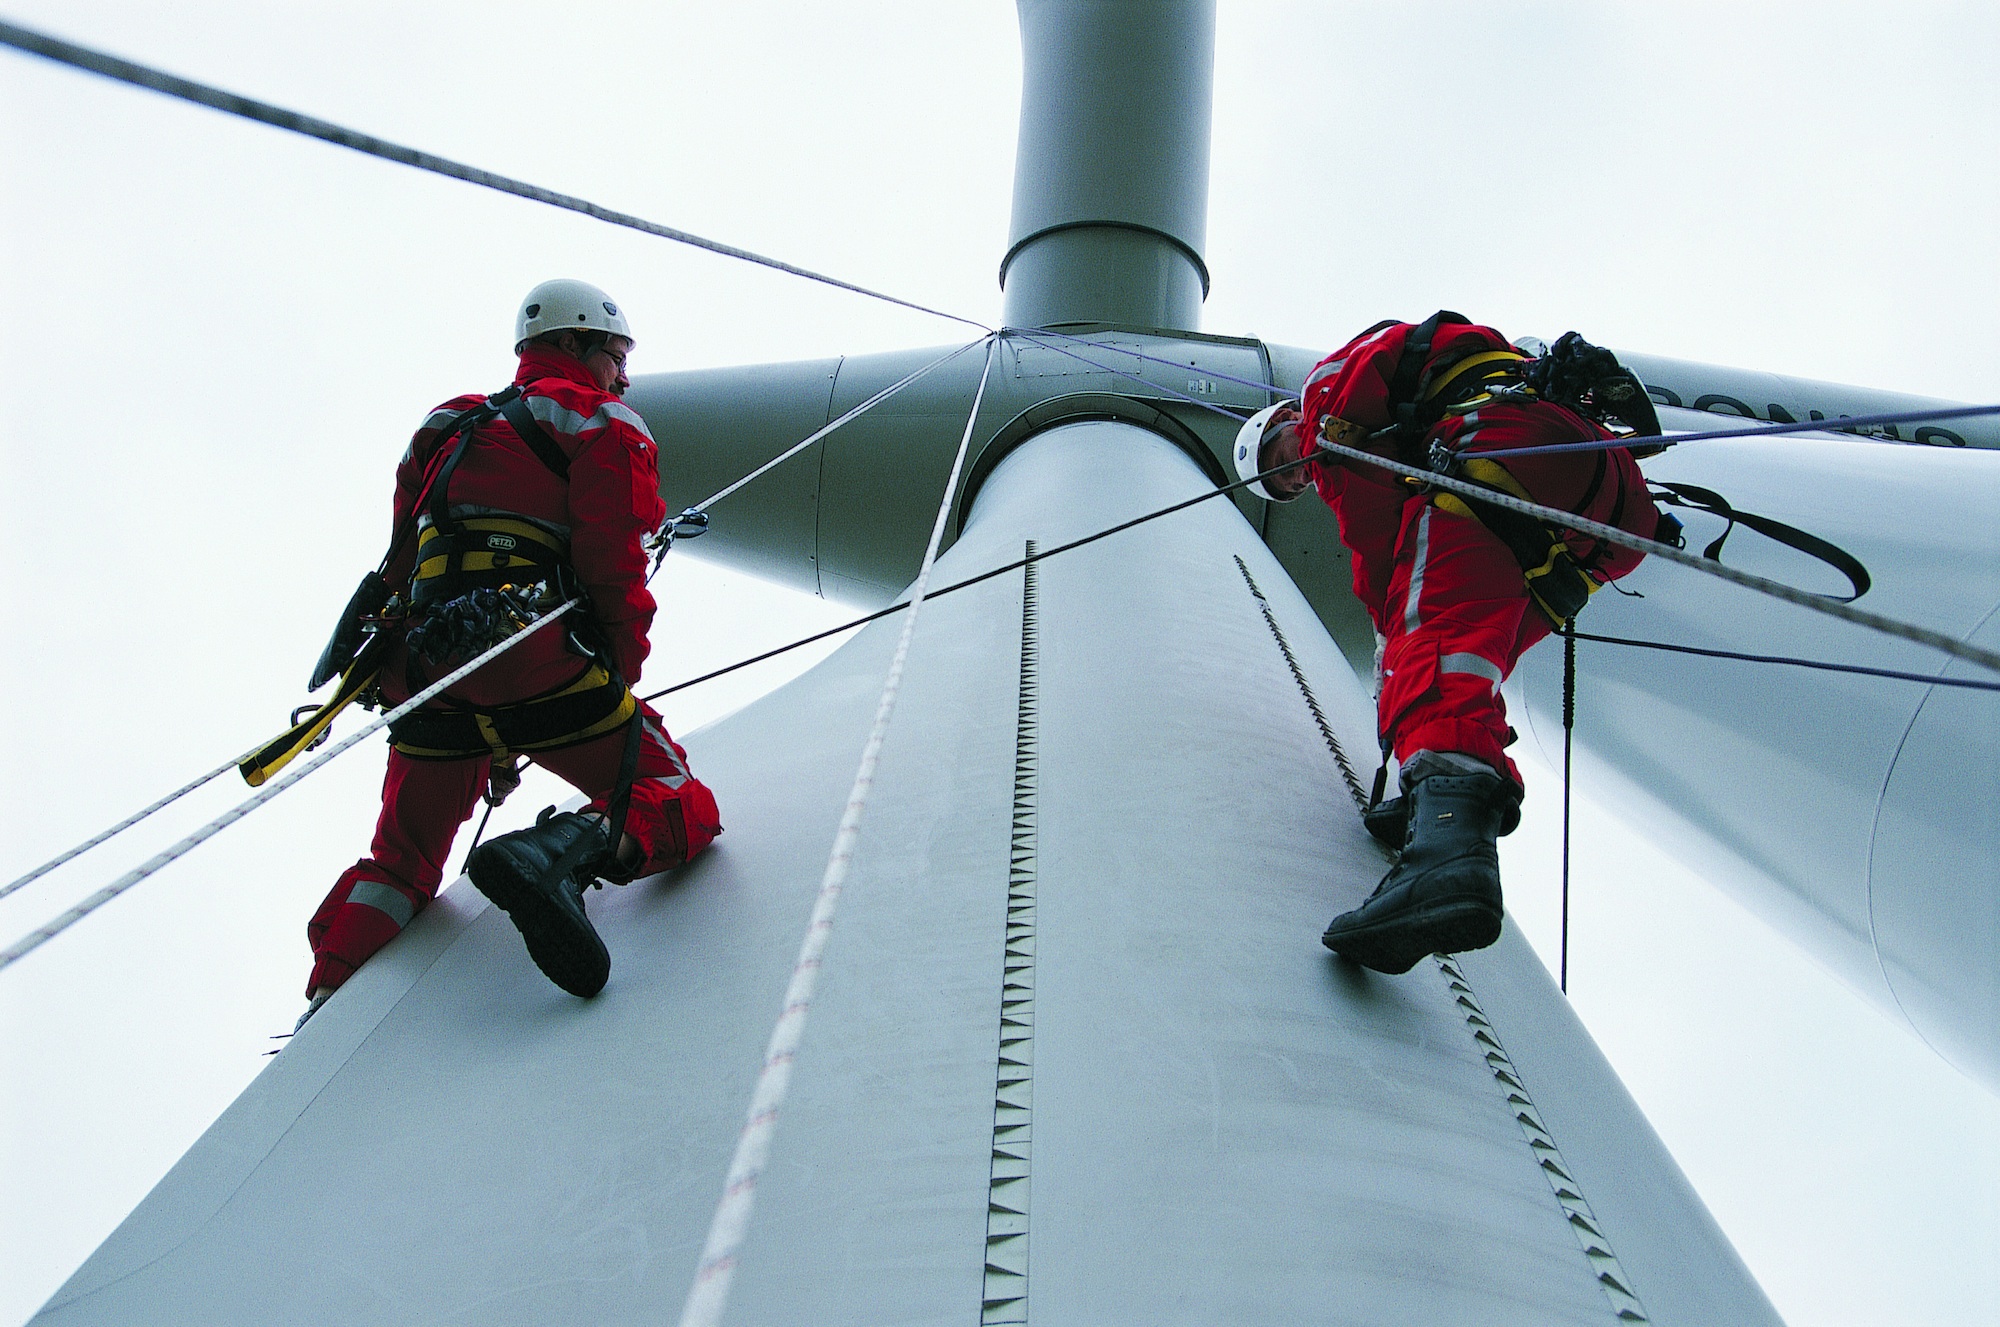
[
  {"x1": 1569, "y1": 630, "x2": 2000, "y2": 693},
  {"x1": 1560, "y1": 622, "x2": 1577, "y2": 995},
  {"x1": 0, "y1": 19, "x2": 988, "y2": 333},
  {"x1": 641, "y1": 454, "x2": 1318, "y2": 703},
  {"x1": 463, "y1": 799, "x2": 497, "y2": 866}
]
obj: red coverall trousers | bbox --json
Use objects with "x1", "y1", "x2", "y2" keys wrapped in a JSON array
[
  {"x1": 304, "y1": 655, "x2": 721, "y2": 995},
  {"x1": 1372, "y1": 498, "x2": 1550, "y2": 787},
  {"x1": 1307, "y1": 409, "x2": 1654, "y2": 790}
]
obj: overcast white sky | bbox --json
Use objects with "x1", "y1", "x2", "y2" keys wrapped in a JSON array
[{"x1": 2, "y1": 3, "x2": 1997, "y2": 1324}]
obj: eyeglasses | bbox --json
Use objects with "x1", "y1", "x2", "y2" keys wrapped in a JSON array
[{"x1": 592, "y1": 342, "x2": 629, "y2": 371}]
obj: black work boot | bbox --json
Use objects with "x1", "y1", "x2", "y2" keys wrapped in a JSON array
[
  {"x1": 1322, "y1": 752, "x2": 1522, "y2": 974},
  {"x1": 466, "y1": 808, "x2": 614, "y2": 997}
]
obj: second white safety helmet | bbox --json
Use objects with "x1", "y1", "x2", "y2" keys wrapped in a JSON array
[
  {"x1": 1233, "y1": 401, "x2": 1306, "y2": 502},
  {"x1": 514, "y1": 278, "x2": 634, "y2": 349}
]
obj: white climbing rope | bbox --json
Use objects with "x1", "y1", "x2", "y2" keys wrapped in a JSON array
[
  {"x1": 676, "y1": 335, "x2": 1000, "y2": 1327},
  {"x1": 1313, "y1": 439, "x2": 2000, "y2": 677},
  {"x1": 0, "y1": 337, "x2": 992, "y2": 923},
  {"x1": 0, "y1": 601, "x2": 581, "y2": 975}
]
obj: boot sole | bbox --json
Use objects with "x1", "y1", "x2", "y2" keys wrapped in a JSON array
[
  {"x1": 467, "y1": 846, "x2": 611, "y2": 998},
  {"x1": 1322, "y1": 897, "x2": 1503, "y2": 975}
]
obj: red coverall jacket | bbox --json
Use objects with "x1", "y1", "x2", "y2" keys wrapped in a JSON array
[
  {"x1": 1297, "y1": 320, "x2": 1666, "y2": 786},
  {"x1": 304, "y1": 345, "x2": 721, "y2": 994},
  {"x1": 388, "y1": 342, "x2": 666, "y2": 689}
]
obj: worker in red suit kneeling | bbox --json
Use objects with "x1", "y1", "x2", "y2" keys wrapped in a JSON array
[
  {"x1": 1235, "y1": 313, "x2": 1675, "y2": 974},
  {"x1": 301, "y1": 280, "x2": 721, "y2": 1024}
]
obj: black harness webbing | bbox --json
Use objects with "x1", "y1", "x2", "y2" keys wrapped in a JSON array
[
  {"x1": 498, "y1": 396, "x2": 570, "y2": 479},
  {"x1": 598, "y1": 708, "x2": 646, "y2": 876},
  {"x1": 417, "y1": 385, "x2": 572, "y2": 600},
  {"x1": 387, "y1": 663, "x2": 635, "y2": 760},
  {"x1": 1387, "y1": 310, "x2": 1469, "y2": 448},
  {"x1": 1649, "y1": 482, "x2": 1871, "y2": 602}
]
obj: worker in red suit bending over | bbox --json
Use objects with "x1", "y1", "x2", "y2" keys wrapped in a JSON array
[
  {"x1": 300, "y1": 280, "x2": 721, "y2": 1024},
  {"x1": 1235, "y1": 313, "x2": 1675, "y2": 974}
]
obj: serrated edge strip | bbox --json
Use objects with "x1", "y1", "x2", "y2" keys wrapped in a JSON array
[
  {"x1": 983, "y1": 541, "x2": 1040, "y2": 1325},
  {"x1": 1232, "y1": 555, "x2": 1370, "y2": 811},
  {"x1": 1436, "y1": 955, "x2": 1651, "y2": 1323}
]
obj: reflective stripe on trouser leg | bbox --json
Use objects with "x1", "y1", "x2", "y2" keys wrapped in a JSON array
[
  {"x1": 305, "y1": 864, "x2": 433, "y2": 995},
  {"x1": 1440, "y1": 651, "x2": 1505, "y2": 690},
  {"x1": 1403, "y1": 505, "x2": 1433, "y2": 635},
  {"x1": 1377, "y1": 505, "x2": 1534, "y2": 785},
  {"x1": 642, "y1": 715, "x2": 691, "y2": 789},
  {"x1": 346, "y1": 879, "x2": 417, "y2": 927}
]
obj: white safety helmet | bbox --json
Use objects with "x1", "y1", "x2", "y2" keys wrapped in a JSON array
[
  {"x1": 514, "y1": 278, "x2": 634, "y2": 350},
  {"x1": 1233, "y1": 401, "x2": 1306, "y2": 502}
]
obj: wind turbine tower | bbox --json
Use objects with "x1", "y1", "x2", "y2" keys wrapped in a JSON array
[{"x1": 34, "y1": 3, "x2": 2000, "y2": 1324}]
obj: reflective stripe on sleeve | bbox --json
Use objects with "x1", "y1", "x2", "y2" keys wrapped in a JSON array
[
  {"x1": 598, "y1": 401, "x2": 655, "y2": 442},
  {"x1": 524, "y1": 395, "x2": 592, "y2": 438}
]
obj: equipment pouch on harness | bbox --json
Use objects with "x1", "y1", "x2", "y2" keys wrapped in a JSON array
[
  {"x1": 309, "y1": 570, "x2": 394, "y2": 692},
  {"x1": 405, "y1": 582, "x2": 546, "y2": 667}
]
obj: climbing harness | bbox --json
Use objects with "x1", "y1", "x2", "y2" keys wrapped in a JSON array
[
  {"x1": 388, "y1": 663, "x2": 636, "y2": 761},
  {"x1": 306, "y1": 385, "x2": 535, "y2": 691},
  {"x1": 246, "y1": 383, "x2": 583, "y2": 787},
  {"x1": 1425, "y1": 446, "x2": 1661, "y2": 628},
  {"x1": 678, "y1": 338, "x2": 999, "y2": 1327}
]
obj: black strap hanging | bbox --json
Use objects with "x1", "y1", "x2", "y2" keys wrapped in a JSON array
[{"x1": 1649, "y1": 481, "x2": 1871, "y2": 602}]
